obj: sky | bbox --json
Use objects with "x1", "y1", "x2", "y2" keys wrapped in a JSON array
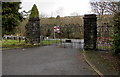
[{"x1": 20, "y1": 0, "x2": 92, "y2": 17}]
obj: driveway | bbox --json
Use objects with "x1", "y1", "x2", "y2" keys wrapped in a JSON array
[
  {"x1": 59, "y1": 39, "x2": 84, "y2": 49},
  {"x1": 2, "y1": 45, "x2": 94, "y2": 75}
]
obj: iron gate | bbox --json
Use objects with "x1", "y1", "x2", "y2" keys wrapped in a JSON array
[
  {"x1": 40, "y1": 15, "x2": 113, "y2": 51},
  {"x1": 40, "y1": 24, "x2": 84, "y2": 49}
]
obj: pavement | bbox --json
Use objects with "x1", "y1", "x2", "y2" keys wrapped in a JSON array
[{"x1": 2, "y1": 45, "x2": 95, "y2": 75}]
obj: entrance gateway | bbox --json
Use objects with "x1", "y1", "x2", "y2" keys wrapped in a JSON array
[
  {"x1": 40, "y1": 14, "x2": 112, "y2": 51},
  {"x1": 59, "y1": 14, "x2": 97, "y2": 50}
]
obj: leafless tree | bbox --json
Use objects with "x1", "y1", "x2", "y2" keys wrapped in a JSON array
[
  {"x1": 90, "y1": 0, "x2": 120, "y2": 36},
  {"x1": 16, "y1": 18, "x2": 28, "y2": 36},
  {"x1": 90, "y1": 1, "x2": 108, "y2": 15},
  {"x1": 90, "y1": 0, "x2": 120, "y2": 21}
]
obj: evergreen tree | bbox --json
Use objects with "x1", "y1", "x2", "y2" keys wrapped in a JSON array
[
  {"x1": 2, "y1": 2, "x2": 23, "y2": 35},
  {"x1": 25, "y1": 4, "x2": 40, "y2": 44},
  {"x1": 29, "y1": 4, "x2": 39, "y2": 18}
]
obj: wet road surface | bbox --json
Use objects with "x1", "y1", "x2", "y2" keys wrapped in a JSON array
[{"x1": 3, "y1": 45, "x2": 94, "y2": 75}]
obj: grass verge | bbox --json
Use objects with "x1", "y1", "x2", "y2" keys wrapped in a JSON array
[
  {"x1": 1, "y1": 40, "x2": 60, "y2": 50},
  {"x1": 84, "y1": 50, "x2": 120, "y2": 75},
  {"x1": 41, "y1": 40, "x2": 60, "y2": 45}
]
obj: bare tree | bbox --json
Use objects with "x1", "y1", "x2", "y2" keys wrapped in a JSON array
[
  {"x1": 90, "y1": 0, "x2": 119, "y2": 17},
  {"x1": 16, "y1": 18, "x2": 28, "y2": 36},
  {"x1": 90, "y1": 1, "x2": 108, "y2": 15},
  {"x1": 90, "y1": 0, "x2": 120, "y2": 24}
]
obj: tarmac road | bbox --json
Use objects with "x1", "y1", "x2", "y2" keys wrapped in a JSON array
[{"x1": 2, "y1": 45, "x2": 94, "y2": 75}]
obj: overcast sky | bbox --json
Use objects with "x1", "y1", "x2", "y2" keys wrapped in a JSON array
[{"x1": 20, "y1": 0, "x2": 92, "y2": 17}]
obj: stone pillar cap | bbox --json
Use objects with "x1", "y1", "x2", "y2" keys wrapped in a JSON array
[
  {"x1": 29, "y1": 17, "x2": 40, "y2": 21},
  {"x1": 83, "y1": 14, "x2": 97, "y2": 19}
]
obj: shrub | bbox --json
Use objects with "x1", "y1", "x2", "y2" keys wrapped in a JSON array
[{"x1": 112, "y1": 12, "x2": 120, "y2": 55}]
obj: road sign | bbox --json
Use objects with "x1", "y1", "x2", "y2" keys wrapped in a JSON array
[{"x1": 54, "y1": 26, "x2": 60, "y2": 33}]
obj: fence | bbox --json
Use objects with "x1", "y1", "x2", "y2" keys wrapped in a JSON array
[
  {"x1": 40, "y1": 23, "x2": 113, "y2": 51},
  {"x1": 97, "y1": 23, "x2": 113, "y2": 51}
]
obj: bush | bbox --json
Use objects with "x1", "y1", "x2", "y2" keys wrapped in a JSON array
[{"x1": 112, "y1": 12, "x2": 120, "y2": 55}]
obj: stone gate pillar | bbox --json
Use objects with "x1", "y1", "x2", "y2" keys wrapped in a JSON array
[
  {"x1": 83, "y1": 14, "x2": 97, "y2": 50},
  {"x1": 25, "y1": 17, "x2": 40, "y2": 45}
]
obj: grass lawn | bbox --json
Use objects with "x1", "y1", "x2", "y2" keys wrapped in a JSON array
[
  {"x1": 1, "y1": 39, "x2": 60, "y2": 49},
  {"x1": 41, "y1": 40, "x2": 60, "y2": 45},
  {"x1": 2, "y1": 40, "x2": 25, "y2": 46},
  {"x1": 2, "y1": 40, "x2": 25, "y2": 49},
  {"x1": 84, "y1": 50, "x2": 120, "y2": 75}
]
